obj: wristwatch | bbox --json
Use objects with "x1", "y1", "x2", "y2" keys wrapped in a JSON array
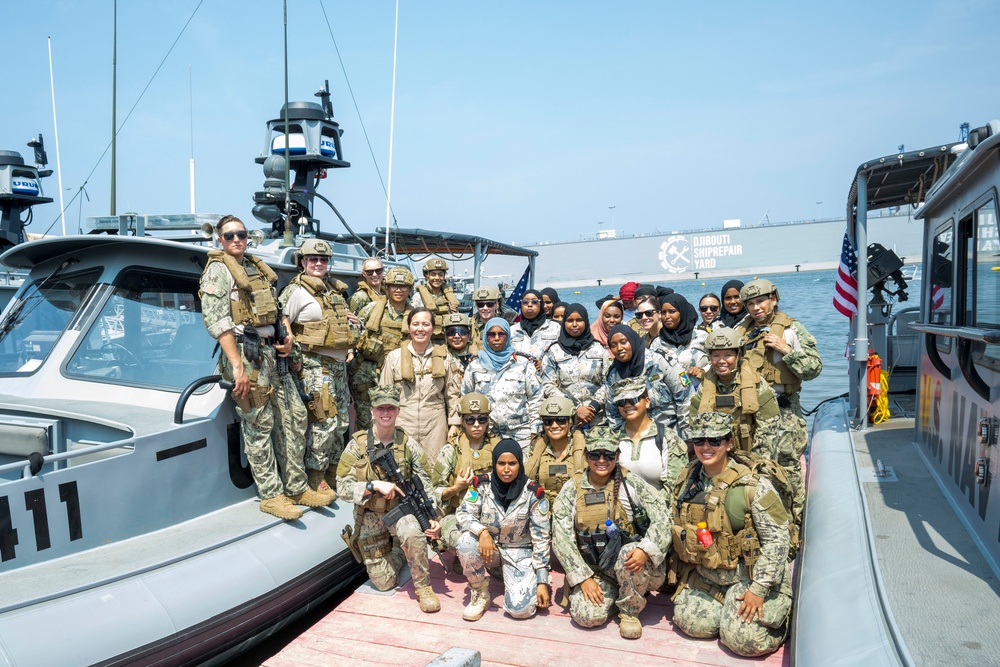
[{"x1": 365, "y1": 481, "x2": 375, "y2": 494}]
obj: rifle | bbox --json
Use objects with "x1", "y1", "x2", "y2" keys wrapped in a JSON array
[
  {"x1": 369, "y1": 443, "x2": 447, "y2": 557},
  {"x1": 275, "y1": 303, "x2": 290, "y2": 378}
]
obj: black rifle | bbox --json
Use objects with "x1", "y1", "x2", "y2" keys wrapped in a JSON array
[
  {"x1": 369, "y1": 442, "x2": 446, "y2": 556},
  {"x1": 275, "y1": 303, "x2": 290, "y2": 378}
]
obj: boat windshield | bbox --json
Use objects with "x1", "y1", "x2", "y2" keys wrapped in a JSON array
[
  {"x1": 0, "y1": 269, "x2": 102, "y2": 375},
  {"x1": 65, "y1": 268, "x2": 219, "y2": 389}
]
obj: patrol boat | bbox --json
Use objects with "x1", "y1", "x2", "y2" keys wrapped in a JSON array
[
  {"x1": 796, "y1": 122, "x2": 1000, "y2": 665},
  {"x1": 0, "y1": 94, "x2": 374, "y2": 666}
]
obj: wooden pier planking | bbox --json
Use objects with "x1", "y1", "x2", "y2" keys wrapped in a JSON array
[{"x1": 266, "y1": 558, "x2": 788, "y2": 667}]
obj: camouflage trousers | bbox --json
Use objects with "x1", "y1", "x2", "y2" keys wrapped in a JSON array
[
  {"x1": 440, "y1": 513, "x2": 461, "y2": 552},
  {"x1": 356, "y1": 509, "x2": 431, "y2": 591},
  {"x1": 775, "y1": 403, "x2": 808, "y2": 527},
  {"x1": 302, "y1": 354, "x2": 351, "y2": 477},
  {"x1": 224, "y1": 345, "x2": 308, "y2": 499},
  {"x1": 349, "y1": 357, "x2": 380, "y2": 433},
  {"x1": 456, "y1": 532, "x2": 539, "y2": 619},
  {"x1": 568, "y1": 544, "x2": 666, "y2": 627},
  {"x1": 672, "y1": 564, "x2": 791, "y2": 657}
]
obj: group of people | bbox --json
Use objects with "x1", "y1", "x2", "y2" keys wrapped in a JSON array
[{"x1": 199, "y1": 217, "x2": 821, "y2": 657}]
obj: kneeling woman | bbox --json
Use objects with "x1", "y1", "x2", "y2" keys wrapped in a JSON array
[
  {"x1": 552, "y1": 426, "x2": 672, "y2": 640},
  {"x1": 524, "y1": 396, "x2": 587, "y2": 511},
  {"x1": 671, "y1": 412, "x2": 792, "y2": 657},
  {"x1": 456, "y1": 440, "x2": 551, "y2": 621}
]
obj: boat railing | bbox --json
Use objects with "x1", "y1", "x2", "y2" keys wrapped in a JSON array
[
  {"x1": 908, "y1": 321, "x2": 1000, "y2": 403},
  {"x1": 0, "y1": 437, "x2": 135, "y2": 481}
]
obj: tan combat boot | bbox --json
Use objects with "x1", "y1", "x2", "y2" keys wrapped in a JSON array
[
  {"x1": 307, "y1": 469, "x2": 337, "y2": 502},
  {"x1": 289, "y1": 487, "x2": 334, "y2": 507},
  {"x1": 462, "y1": 581, "x2": 491, "y2": 621},
  {"x1": 259, "y1": 495, "x2": 303, "y2": 521},
  {"x1": 619, "y1": 614, "x2": 642, "y2": 639},
  {"x1": 324, "y1": 463, "x2": 338, "y2": 495},
  {"x1": 414, "y1": 585, "x2": 441, "y2": 613}
]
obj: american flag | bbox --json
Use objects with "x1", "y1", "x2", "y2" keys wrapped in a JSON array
[
  {"x1": 833, "y1": 231, "x2": 859, "y2": 317},
  {"x1": 505, "y1": 265, "x2": 531, "y2": 312}
]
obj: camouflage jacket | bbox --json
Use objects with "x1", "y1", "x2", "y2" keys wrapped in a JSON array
[
  {"x1": 456, "y1": 479, "x2": 551, "y2": 584},
  {"x1": 690, "y1": 371, "x2": 787, "y2": 460},
  {"x1": 510, "y1": 319, "x2": 561, "y2": 362},
  {"x1": 461, "y1": 355, "x2": 543, "y2": 438},
  {"x1": 604, "y1": 349, "x2": 692, "y2": 440},
  {"x1": 539, "y1": 341, "x2": 612, "y2": 418},
  {"x1": 335, "y1": 429, "x2": 435, "y2": 512},
  {"x1": 737, "y1": 315, "x2": 823, "y2": 400},
  {"x1": 649, "y1": 327, "x2": 709, "y2": 374}
]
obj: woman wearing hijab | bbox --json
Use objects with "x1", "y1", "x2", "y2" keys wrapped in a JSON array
[
  {"x1": 603, "y1": 324, "x2": 692, "y2": 440},
  {"x1": 591, "y1": 299, "x2": 625, "y2": 349},
  {"x1": 462, "y1": 317, "x2": 543, "y2": 451},
  {"x1": 651, "y1": 293, "x2": 710, "y2": 387},
  {"x1": 717, "y1": 279, "x2": 749, "y2": 329},
  {"x1": 510, "y1": 289, "x2": 561, "y2": 370},
  {"x1": 539, "y1": 287, "x2": 561, "y2": 318},
  {"x1": 539, "y1": 303, "x2": 611, "y2": 426},
  {"x1": 550, "y1": 301, "x2": 568, "y2": 323},
  {"x1": 456, "y1": 439, "x2": 551, "y2": 621}
]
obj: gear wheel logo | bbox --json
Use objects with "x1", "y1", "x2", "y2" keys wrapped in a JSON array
[{"x1": 658, "y1": 236, "x2": 691, "y2": 274}]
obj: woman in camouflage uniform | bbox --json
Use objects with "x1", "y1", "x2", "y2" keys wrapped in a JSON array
[
  {"x1": 540, "y1": 303, "x2": 611, "y2": 427},
  {"x1": 650, "y1": 292, "x2": 710, "y2": 385},
  {"x1": 523, "y1": 396, "x2": 587, "y2": 511},
  {"x1": 510, "y1": 289, "x2": 561, "y2": 368}
]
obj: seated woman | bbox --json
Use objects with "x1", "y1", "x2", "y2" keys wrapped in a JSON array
[
  {"x1": 650, "y1": 293, "x2": 709, "y2": 385},
  {"x1": 552, "y1": 426, "x2": 671, "y2": 639},
  {"x1": 462, "y1": 317, "x2": 542, "y2": 452},
  {"x1": 671, "y1": 412, "x2": 792, "y2": 657},
  {"x1": 611, "y1": 377, "x2": 688, "y2": 499},
  {"x1": 456, "y1": 439, "x2": 551, "y2": 621},
  {"x1": 524, "y1": 396, "x2": 587, "y2": 510},
  {"x1": 433, "y1": 392, "x2": 502, "y2": 553},
  {"x1": 540, "y1": 303, "x2": 611, "y2": 427},
  {"x1": 696, "y1": 293, "x2": 722, "y2": 333}
]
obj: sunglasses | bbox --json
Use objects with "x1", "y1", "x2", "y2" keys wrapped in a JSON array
[
  {"x1": 541, "y1": 416, "x2": 570, "y2": 427},
  {"x1": 304, "y1": 256, "x2": 328, "y2": 264},
  {"x1": 476, "y1": 301, "x2": 496, "y2": 309},
  {"x1": 486, "y1": 331, "x2": 507, "y2": 338},
  {"x1": 520, "y1": 299, "x2": 540, "y2": 305},
  {"x1": 615, "y1": 397, "x2": 642, "y2": 407},
  {"x1": 636, "y1": 310, "x2": 657, "y2": 319},
  {"x1": 363, "y1": 268, "x2": 384, "y2": 276},
  {"x1": 222, "y1": 230, "x2": 248, "y2": 241},
  {"x1": 688, "y1": 437, "x2": 727, "y2": 448},
  {"x1": 586, "y1": 450, "x2": 616, "y2": 462},
  {"x1": 464, "y1": 415, "x2": 489, "y2": 425},
  {"x1": 446, "y1": 327, "x2": 470, "y2": 336},
  {"x1": 699, "y1": 305, "x2": 720, "y2": 312}
]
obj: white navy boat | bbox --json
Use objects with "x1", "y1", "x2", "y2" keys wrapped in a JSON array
[{"x1": 795, "y1": 123, "x2": 1000, "y2": 665}]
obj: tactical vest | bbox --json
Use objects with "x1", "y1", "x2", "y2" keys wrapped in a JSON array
[
  {"x1": 671, "y1": 461, "x2": 761, "y2": 574},
  {"x1": 202, "y1": 250, "x2": 278, "y2": 328},
  {"x1": 525, "y1": 431, "x2": 586, "y2": 507},
  {"x1": 573, "y1": 469, "x2": 637, "y2": 571},
  {"x1": 738, "y1": 311, "x2": 802, "y2": 396},
  {"x1": 352, "y1": 427, "x2": 411, "y2": 513},
  {"x1": 443, "y1": 433, "x2": 498, "y2": 511},
  {"x1": 699, "y1": 365, "x2": 761, "y2": 452},
  {"x1": 357, "y1": 297, "x2": 410, "y2": 363},
  {"x1": 354, "y1": 280, "x2": 382, "y2": 307},
  {"x1": 290, "y1": 274, "x2": 358, "y2": 351},
  {"x1": 400, "y1": 343, "x2": 448, "y2": 382},
  {"x1": 416, "y1": 284, "x2": 460, "y2": 337}
]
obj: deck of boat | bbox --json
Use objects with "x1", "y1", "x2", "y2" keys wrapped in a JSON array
[{"x1": 264, "y1": 559, "x2": 788, "y2": 667}]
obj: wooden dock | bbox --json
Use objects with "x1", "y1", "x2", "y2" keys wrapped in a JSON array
[{"x1": 265, "y1": 557, "x2": 789, "y2": 667}]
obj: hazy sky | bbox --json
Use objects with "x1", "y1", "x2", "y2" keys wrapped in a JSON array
[{"x1": 5, "y1": 1, "x2": 1000, "y2": 244}]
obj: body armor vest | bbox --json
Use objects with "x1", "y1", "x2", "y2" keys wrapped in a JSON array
[
  {"x1": 525, "y1": 431, "x2": 586, "y2": 507},
  {"x1": 738, "y1": 311, "x2": 802, "y2": 396},
  {"x1": 443, "y1": 433, "x2": 499, "y2": 511},
  {"x1": 416, "y1": 284, "x2": 460, "y2": 337},
  {"x1": 352, "y1": 427, "x2": 411, "y2": 513},
  {"x1": 699, "y1": 365, "x2": 761, "y2": 452},
  {"x1": 202, "y1": 251, "x2": 278, "y2": 327},
  {"x1": 354, "y1": 281, "x2": 382, "y2": 307},
  {"x1": 573, "y1": 469, "x2": 637, "y2": 570},
  {"x1": 400, "y1": 343, "x2": 448, "y2": 382},
  {"x1": 672, "y1": 462, "x2": 761, "y2": 573},
  {"x1": 358, "y1": 298, "x2": 410, "y2": 363},
  {"x1": 290, "y1": 274, "x2": 358, "y2": 351}
]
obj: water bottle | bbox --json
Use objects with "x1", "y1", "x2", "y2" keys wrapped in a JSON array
[
  {"x1": 696, "y1": 521, "x2": 713, "y2": 548},
  {"x1": 605, "y1": 519, "x2": 617, "y2": 535}
]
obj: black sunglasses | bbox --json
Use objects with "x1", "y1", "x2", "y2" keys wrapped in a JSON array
[
  {"x1": 446, "y1": 327, "x2": 470, "y2": 336},
  {"x1": 586, "y1": 450, "x2": 616, "y2": 461},
  {"x1": 541, "y1": 416, "x2": 570, "y2": 427},
  {"x1": 486, "y1": 331, "x2": 507, "y2": 338},
  {"x1": 688, "y1": 437, "x2": 726, "y2": 448},
  {"x1": 463, "y1": 415, "x2": 489, "y2": 425},
  {"x1": 222, "y1": 230, "x2": 248, "y2": 241},
  {"x1": 636, "y1": 310, "x2": 657, "y2": 319},
  {"x1": 476, "y1": 301, "x2": 495, "y2": 308},
  {"x1": 363, "y1": 268, "x2": 384, "y2": 276},
  {"x1": 615, "y1": 397, "x2": 642, "y2": 407},
  {"x1": 700, "y1": 305, "x2": 720, "y2": 312}
]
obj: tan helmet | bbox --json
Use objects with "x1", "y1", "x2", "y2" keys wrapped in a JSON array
[
  {"x1": 704, "y1": 328, "x2": 745, "y2": 351},
  {"x1": 458, "y1": 392, "x2": 492, "y2": 415},
  {"x1": 443, "y1": 312, "x2": 471, "y2": 329},
  {"x1": 740, "y1": 278, "x2": 778, "y2": 302},
  {"x1": 384, "y1": 266, "x2": 415, "y2": 287},
  {"x1": 423, "y1": 257, "x2": 448, "y2": 275},
  {"x1": 538, "y1": 396, "x2": 574, "y2": 418},
  {"x1": 296, "y1": 238, "x2": 333, "y2": 266},
  {"x1": 472, "y1": 285, "x2": 501, "y2": 301}
]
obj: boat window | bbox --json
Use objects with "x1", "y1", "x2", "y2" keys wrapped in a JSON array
[
  {"x1": 0, "y1": 270, "x2": 102, "y2": 375},
  {"x1": 928, "y1": 223, "x2": 953, "y2": 352},
  {"x1": 65, "y1": 269, "x2": 218, "y2": 389},
  {"x1": 967, "y1": 201, "x2": 1000, "y2": 363}
]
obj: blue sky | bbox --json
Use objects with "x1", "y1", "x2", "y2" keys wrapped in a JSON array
[{"x1": 5, "y1": 1, "x2": 1000, "y2": 243}]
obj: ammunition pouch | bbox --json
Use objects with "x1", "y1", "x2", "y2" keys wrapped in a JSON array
[
  {"x1": 247, "y1": 381, "x2": 274, "y2": 409},
  {"x1": 341, "y1": 524, "x2": 364, "y2": 563},
  {"x1": 357, "y1": 332, "x2": 386, "y2": 364},
  {"x1": 671, "y1": 564, "x2": 727, "y2": 605},
  {"x1": 357, "y1": 528, "x2": 393, "y2": 560}
]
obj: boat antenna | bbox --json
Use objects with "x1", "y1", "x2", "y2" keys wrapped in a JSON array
[
  {"x1": 384, "y1": 0, "x2": 400, "y2": 256},
  {"x1": 47, "y1": 37, "x2": 67, "y2": 235},
  {"x1": 110, "y1": 0, "x2": 117, "y2": 216},
  {"x1": 281, "y1": 0, "x2": 294, "y2": 246},
  {"x1": 189, "y1": 65, "x2": 196, "y2": 214}
]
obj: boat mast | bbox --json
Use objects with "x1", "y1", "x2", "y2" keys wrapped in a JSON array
[
  {"x1": 110, "y1": 0, "x2": 117, "y2": 216},
  {"x1": 47, "y1": 37, "x2": 67, "y2": 235},
  {"x1": 281, "y1": 0, "x2": 293, "y2": 246},
  {"x1": 189, "y1": 65, "x2": 196, "y2": 214},
  {"x1": 384, "y1": 0, "x2": 399, "y2": 256}
]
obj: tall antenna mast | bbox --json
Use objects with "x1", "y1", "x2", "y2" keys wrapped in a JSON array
[
  {"x1": 189, "y1": 65, "x2": 196, "y2": 214},
  {"x1": 384, "y1": 0, "x2": 400, "y2": 255},
  {"x1": 110, "y1": 0, "x2": 117, "y2": 216},
  {"x1": 48, "y1": 37, "x2": 67, "y2": 235}
]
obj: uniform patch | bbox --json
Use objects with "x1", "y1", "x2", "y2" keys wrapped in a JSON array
[
  {"x1": 464, "y1": 488, "x2": 480, "y2": 503},
  {"x1": 584, "y1": 491, "x2": 606, "y2": 505},
  {"x1": 547, "y1": 464, "x2": 567, "y2": 475},
  {"x1": 716, "y1": 395, "x2": 736, "y2": 408},
  {"x1": 472, "y1": 450, "x2": 481, "y2": 459},
  {"x1": 538, "y1": 498, "x2": 550, "y2": 514},
  {"x1": 678, "y1": 370, "x2": 691, "y2": 386}
]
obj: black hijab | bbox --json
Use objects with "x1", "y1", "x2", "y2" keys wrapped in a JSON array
[
  {"x1": 658, "y1": 293, "x2": 698, "y2": 347},
  {"x1": 609, "y1": 323, "x2": 646, "y2": 378},
  {"x1": 718, "y1": 279, "x2": 748, "y2": 328},
  {"x1": 491, "y1": 439, "x2": 528, "y2": 511},
  {"x1": 557, "y1": 303, "x2": 595, "y2": 355},
  {"x1": 540, "y1": 287, "x2": 561, "y2": 308},
  {"x1": 518, "y1": 289, "x2": 547, "y2": 337}
]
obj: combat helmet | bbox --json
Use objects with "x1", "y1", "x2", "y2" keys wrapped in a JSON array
[
  {"x1": 295, "y1": 238, "x2": 333, "y2": 266},
  {"x1": 704, "y1": 329, "x2": 745, "y2": 351},
  {"x1": 443, "y1": 312, "x2": 471, "y2": 329},
  {"x1": 458, "y1": 392, "x2": 492, "y2": 415},
  {"x1": 423, "y1": 257, "x2": 448, "y2": 275},
  {"x1": 740, "y1": 278, "x2": 778, "y2": 302},
  {"x1": 472, "y1": 285, "x2": 501, "y2": 302},
  {"x1": 538, "y1": 395, "x2": 574, "y2": 418},
  {"x1": 688, "y1": 412, "x2": 733, "y2": 440},
  {"x1": 384, "y1": 266, "x2": 415, "y2": 287}
]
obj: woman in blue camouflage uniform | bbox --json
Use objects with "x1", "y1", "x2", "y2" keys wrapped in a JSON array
[
  {"x1": 540, "y1": 304, "x2": 610, "y2": 427},
  {"x1": 456, "y1": 439, "x2": 551, "y2": 621},
  {"x1": 650, "y1": 292, "x2": 709, "y2": 385},
  {"x1": 510, "y1": 289, "x2": 561, "y2": 368}
]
